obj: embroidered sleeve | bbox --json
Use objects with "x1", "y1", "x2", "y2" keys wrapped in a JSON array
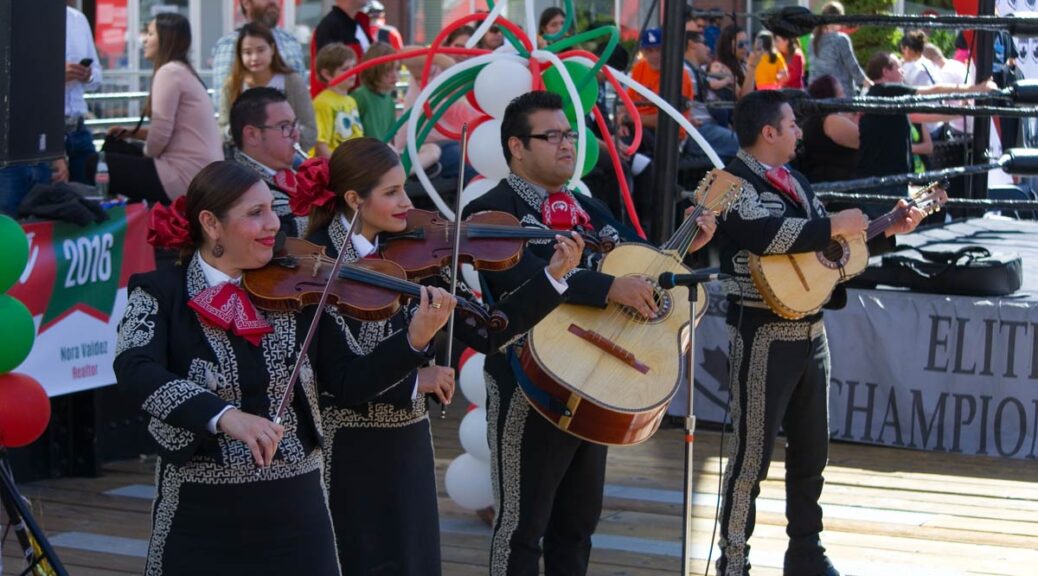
[
  {"x1": 315, "y1": 306, "x2": 432, "y2": 406},
  {"x1": 113, "y1": 280, "x2": 232, "y2": 440},
  {"x1": 115, "y1": 288, "x2": 158, "y2": 356}
]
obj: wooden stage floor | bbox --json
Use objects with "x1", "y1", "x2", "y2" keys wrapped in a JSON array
[{"x1": 4, "y1": 409, "x2": 1036, "y2": 575}]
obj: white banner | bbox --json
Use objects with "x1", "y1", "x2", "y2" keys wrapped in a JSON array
[{"x1": 680, "y1": 283, "x2": 1038, "y2": 460}]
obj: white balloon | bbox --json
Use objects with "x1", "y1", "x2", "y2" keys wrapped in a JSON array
[
  {"x1": 459, "y1": 407, "x2": 491, "y2": 461},
  {"x1": 572, "y1": 180, "x2": 592, "y2": 197},
  {"x1": 461, "y1": 178, "x2": 500, "y2": 215},
  {"x1": 460, "y1": 263, "x2": 483, "y2": 300},
  {"x1": 473, "y1": 60, "x2": 532, "y2": 118},
  {"x1": 444, "y1": 453, "x2": 494, "y2": 510},
  {"x1": 459, "y1": 352, "x2": 487, "y2": 408},
  {"x1": 468, "y1": 120, "x2": 510, "y2": 180}
]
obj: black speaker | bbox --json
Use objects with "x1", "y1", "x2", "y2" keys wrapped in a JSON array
[{"x1": 0, "y1": 0, "x2": 65, "y2": 168}]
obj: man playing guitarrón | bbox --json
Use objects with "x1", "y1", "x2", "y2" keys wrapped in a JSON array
[
  {"x1": 463, "y1": 91, "x2": 716, "y2": 575},
  {"x1": 714, "y1": 90, "x2": 924, "y2": 576}
]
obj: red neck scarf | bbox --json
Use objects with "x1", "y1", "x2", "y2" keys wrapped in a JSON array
[
  {"x1": 764, "y1": 166, "x2": 800, "y2": 205},
  {"x1": 541, "y1": 191, "x2": 592, "y2": 231},
  {"x1": 188, "y1": 282, "x2": 272, "y2": 346}
]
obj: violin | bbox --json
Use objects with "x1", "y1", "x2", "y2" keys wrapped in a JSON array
[
  {"x1": 381, "y1": 209, "x2": 615, "y2": 280},
  {"x1": 242, "y1": 237, "x2": 507, "y2": 330}
]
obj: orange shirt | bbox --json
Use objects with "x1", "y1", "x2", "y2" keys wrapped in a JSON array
[{"x1": 627, "y1": 58, "x2": 694, "y2": 136}]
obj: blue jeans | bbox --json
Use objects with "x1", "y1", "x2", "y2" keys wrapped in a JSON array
[
  {"x1": 65, "y1": 126, "x2": 97, "y2": 185},
  {"x1": 0, "y1": 163, "x2": 52, "y2": 217}
]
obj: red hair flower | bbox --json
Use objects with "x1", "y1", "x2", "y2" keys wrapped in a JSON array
[
  {"x1": 147, "y1": 196, "x2": 192, "y2": 249},
  {"x1": 291, "y1": 157, "x2": 336, "y2": 216}
]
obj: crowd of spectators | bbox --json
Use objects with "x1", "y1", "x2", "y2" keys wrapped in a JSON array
[{"x1": 0, "y1": 1, "x2": 1016, "y2": 232}]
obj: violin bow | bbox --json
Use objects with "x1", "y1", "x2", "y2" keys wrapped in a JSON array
[
  {"x1": 273, "y1": 209, "x2": 362, "y2": 425},
  {"x1": 441, "y1": 123, "x2": 469, "y2": 419}
]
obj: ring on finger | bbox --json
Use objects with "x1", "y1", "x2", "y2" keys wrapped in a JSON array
[{"x1": 431, "y1": 301, "x2": 442, "y2": 309}]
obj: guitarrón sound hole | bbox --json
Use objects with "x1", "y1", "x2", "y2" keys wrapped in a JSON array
[
  {"x1": 618, "y1": 275, "x2": 672, "y2": 323},
  {"x1": 817, "y1": 238, "x2": 850, "y2": 270}
]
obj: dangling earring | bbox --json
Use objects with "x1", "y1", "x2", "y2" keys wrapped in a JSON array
[{"x1": 212, "y1": 242, "x2": 225, "y2": 258}]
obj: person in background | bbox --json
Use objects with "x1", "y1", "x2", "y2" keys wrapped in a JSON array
[
  {"x1": 210, "y1": 0, "x2": 304, "y2": 107},
  {"x1": 808, "y1": 1, "x2": 870, "y2": 96},
  {"x1": 353, "y1": 43, "x2": 441, "y2": 175},
  {"x1": 704, "y1": 10, "x2": 723, "y2": 54},
  {"x1": 537, "y1": 7, "x2": 566, "y2": 48},
  {"x1": 716, "y1": 25, "x2": 754, "y2": 99},
  {"x1": 475, "y1": 12, "x2": 506, "y2": 51},
  {"x1": 899, "y1": 30, "x2": 945, "y2": 139},
  {"x1": 923, "y1": 42, "x2": 971, "y2": 135},
  {"x1": 777, "y1": 33, "x2": 805, "y2": 89},
  {"x1": 230, "y1": 87, "x2": 308, "y2": 237},
  {"x1": 799, "y1": 75, "x2": 860, "y2": 182},
  {"x1": 64, "y1": 3, "x2": 103, "y2": 185},
  {"x1": 682, "y1": 30, "x2": 740, "y2": 161},
  {"x1": 0, "y1": 3, "x2": 98, "y2": 216},
  {"x1": 105, "y1": 13, "x2": 222, "y2": 203},
  {"x1": 310, "y1": 0, "x2": 372, "y2": 98},
  {"x1": 365, "y1": 0, "x2": 403, "y2": 50},
  {"x1": 220, "y1": 23, "x2": 317, "y2": 151},
  {"x1": 753, "y1": 30, "x2": 788, "y2": 91},
  {"x1": 858, "y1": 51, "x2": 996, "y2": 216},
  {"x1": 312, "y1": 43, "x2": 364, "y2": 159}
]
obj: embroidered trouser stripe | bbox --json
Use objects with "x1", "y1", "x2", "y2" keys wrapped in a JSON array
[
  {"x1": 485, "y1": 357, "x2": 607, "y2": 576},
  {"x1": 717, "y1": 308, "x2": 830, "y2": 576}
]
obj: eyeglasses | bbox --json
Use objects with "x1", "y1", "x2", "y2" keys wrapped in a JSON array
[
  {"x1": 258, "y1": 120, "x2": 299, "y2": 138},
  {"x1": 522, "y1": 130, "x2": 579, "y2": 145},
  {"x1": 737, "y1": 40, "x2": 750, "y2": 48}
]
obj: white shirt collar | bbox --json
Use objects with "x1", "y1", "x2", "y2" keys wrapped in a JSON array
[
  {"x1": 197, "y1": 253, "x2": 241, "y2": 287},
  {"x1": 240, "y1": 151, "x2": 277, "y2": 178},
  {"x1": 339, "y1": 214, "x2": 378, "y2": 257}
]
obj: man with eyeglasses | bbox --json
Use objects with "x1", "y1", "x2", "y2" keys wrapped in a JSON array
[
  {"x1": 230, "y1": 87, "x2": 308, "y2": 237},
  {"x1": 463, "y1": 91, "x2": 715, "y2": 575}
]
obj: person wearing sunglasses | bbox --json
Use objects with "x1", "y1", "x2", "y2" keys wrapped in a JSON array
[{"x1": 716, "y1": 24, "x2": 756, "y2": 100}]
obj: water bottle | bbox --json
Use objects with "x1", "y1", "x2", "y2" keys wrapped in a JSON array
[{"x1": 95, "y1": 151, "x2": 110, "y2": 197}]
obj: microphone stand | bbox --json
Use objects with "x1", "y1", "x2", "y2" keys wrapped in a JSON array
[{"x1": 661, "y1": 272, "x2": 703, "y2": 576}]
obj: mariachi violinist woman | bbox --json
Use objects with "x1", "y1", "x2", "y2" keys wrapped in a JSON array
[
  {"x1": 291, "y1": 137, "x2": 583, "y2": 575},
  {"x1": 113, "y1": 160, "x2": 454, "y2": 575}
]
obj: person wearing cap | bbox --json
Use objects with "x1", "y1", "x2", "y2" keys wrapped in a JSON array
[
  {"x1": 617, "y1": 27, "x2": 696, "y2": 229},
  {"x1": 623, "y1": 28, "x2": 694, "y2": 142},
  {"x1": 366, "y1": 1, "x2": 403, "y2": 50}
]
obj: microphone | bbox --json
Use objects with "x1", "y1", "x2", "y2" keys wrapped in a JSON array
[{"x1": 658, "y1": 268, "x2": 729, "y2": 289}]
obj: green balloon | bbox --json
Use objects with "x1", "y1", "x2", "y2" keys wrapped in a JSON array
[
  {"x1": 543, "y1": 61, "x2": 599, "y2": 125},
  {"x1": 0, "y1": 295, "x2": 34, "y2": 373},
  {"x1": 0, "y1": 216, "x2": 28, "y2": 293},
  {"x1": 580, "y1": 126, "x2": 600, "y2": 177}
]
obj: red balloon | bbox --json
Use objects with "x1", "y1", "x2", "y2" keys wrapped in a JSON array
[{"x1": 0, "y1": 373, "x2": 51, "y2": 447}]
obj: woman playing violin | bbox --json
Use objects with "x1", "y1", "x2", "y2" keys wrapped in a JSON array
[
  {"x1": 291, "y1": 137, "x2": 584, "y2": 575},
  {"x1": 112, "y1": 161, "x2": 453, "y2": 576}
]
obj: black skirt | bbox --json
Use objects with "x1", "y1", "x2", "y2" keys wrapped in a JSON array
[
  {"x1": 325, "y1": 416, "x2": 440, "y2": 576},
  {"x1": 149, "y1": 453, "x2": 340, "y2": 576}
]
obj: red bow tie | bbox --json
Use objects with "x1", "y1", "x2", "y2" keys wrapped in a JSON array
[
  {"x1": 273, "y1": 169, "x2": 297, "y2": 195},
  {"x1": 765, "y1": 166, "x2": 800, "y2": 204},
  {"x1": 189, "y1": 282, "x2": 272, "y2": 346}
]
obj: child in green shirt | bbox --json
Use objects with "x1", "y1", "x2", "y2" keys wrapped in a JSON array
[
  {"x1": 354, "y1": 42, "x2": 441, "y2": 174},
  {"x1": 312, "y1": 43, "x2": 364, "y2": 158}
]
